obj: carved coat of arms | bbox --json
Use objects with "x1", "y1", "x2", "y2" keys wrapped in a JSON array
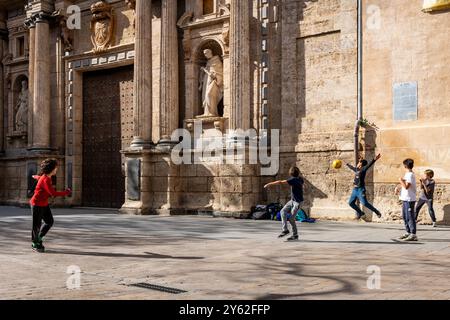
[{"x1": 90, "y1": 1, "x2": 115, "y2": 54}]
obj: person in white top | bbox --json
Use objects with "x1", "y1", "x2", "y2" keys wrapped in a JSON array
[{"x1": 396, "y1": 159, "x2": 418, "y2": 241}]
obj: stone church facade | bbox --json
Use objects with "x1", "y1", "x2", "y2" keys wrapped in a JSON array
[{"x1": 0, "y1": 0, "x2": 449, "y2": 223}]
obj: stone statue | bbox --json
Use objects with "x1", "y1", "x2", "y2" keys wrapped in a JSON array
[
  {"x1": 125, "y1": 0, "x2": 136, "y2": 31},
  {"x1": 15, "y1": 80, "x2": 28, "y2": 133},
  {"x1": 60, "y1": 18, "x2": 74, "y2": 53},
  {"x1": 199, "y1": 49, "x2": 224, "y2": 117}
]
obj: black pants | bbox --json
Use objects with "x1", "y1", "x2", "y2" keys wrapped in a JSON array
[
  {"x1": 31, "y1": 206, "x2": 54, "y2": 243},
  {"x1": 415, "y1": 198, "x2": 436, "y2": 222}
]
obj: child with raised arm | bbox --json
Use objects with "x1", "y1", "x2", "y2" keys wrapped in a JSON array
[
  {"x1": 346, "y1": 154, "x2": 382, "y2": 220},
  {"x1": 30, "y1": 159, "x2": 71, "y2": 253},
  {"x1": 264, "y1": 167, "x2": 304, "y2": 241}
]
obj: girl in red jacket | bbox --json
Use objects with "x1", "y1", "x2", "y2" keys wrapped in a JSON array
[{"x1": 30, "y1": 159, "x2": 71, "y2": 253}]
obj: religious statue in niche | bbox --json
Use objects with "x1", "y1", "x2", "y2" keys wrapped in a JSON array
[
  {"x1": 15, "y1": 79, "x2": 28, "y2": 133},
  {"x1": 198, "y1": 49, "x2": 224, "y2": 117},
  {"x1": 90, "y1": 0, "x2": 115, "y2": 54}
]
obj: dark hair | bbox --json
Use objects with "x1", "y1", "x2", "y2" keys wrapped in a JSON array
[
  {"x1": 425, "y1": 169, "x2": 434, "y2": 178},
  {"x1": 289, "y1": 166, "x2": 300, "y2": 177},
  {"x1": 359, "y1": 159, "x2": 368, "y2": 167},
  {"x1": 40, "y1": 158, "x2": 58, "y2": 175},
  {"x1": 403, "y1": 158, "x2": 414, "y2": 170}
]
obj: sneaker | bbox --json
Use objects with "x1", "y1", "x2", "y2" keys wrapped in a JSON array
[
  {"x1": 278, "y1": 230, "x2": 290, "y2": 238},
  {"x1": 353, "y1": 214, "x2": 366, "y2": 221},
  {"x1": 432, "y1": 222, "x2": 437, "y2": 228},
  {"x1": 32, "y1": 243, "x2": 45, "y2": 253},
  {"x1": 287, "y1": 235, "x2": 299, "y2": 241},
  {"x1": 375, "y1": 212, "x2": 382, "y2": 219},
  {"x1": 404, "y1": 234, "x2": 418, "y2": 242},
  {"x1": 398, "y1": 233, "x2": 410, "y2": 240}
]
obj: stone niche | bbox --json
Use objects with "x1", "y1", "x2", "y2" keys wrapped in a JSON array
[
  {"x1": 178, "y1": 1, "x2": 231, "y2": 137},
  {"x1": 4, "y1": 12, "x2": 29, "y2": 145}
]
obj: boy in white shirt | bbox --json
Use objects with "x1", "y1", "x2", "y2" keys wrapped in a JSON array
[{"x1": 396, "y1": 159, "x2": 418, "y2": 241}]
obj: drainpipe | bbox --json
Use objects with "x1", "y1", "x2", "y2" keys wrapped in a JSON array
[{"x1": 354, "y1": 0, "x2": 363, "y2": 165}]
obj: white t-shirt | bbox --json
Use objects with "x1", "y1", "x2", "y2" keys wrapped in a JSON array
[{"x1": 399, "y1": 172, "x2": 417, "y2": 202}]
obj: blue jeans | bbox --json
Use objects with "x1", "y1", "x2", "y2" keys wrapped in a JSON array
[
  {"x1": 348, "y1": 187, "x2": 380, "y2": 218},
  {"x1": 281, "y1": 200, "x2": 300, "y2": 236},
  {"x1": 403, "y1": 201, "x2": 416, "y2": 234}
]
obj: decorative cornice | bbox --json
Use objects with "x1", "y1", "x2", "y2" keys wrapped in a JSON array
[
  {"x1": 24, "y1": 11, "x2": 54, "y2": 29},
  {"x1": 34, "y1": 11, "x2": 53, "y2": 23},
  {"x1": 24, "y1": 17, "x2": 36, "y2": 28}
]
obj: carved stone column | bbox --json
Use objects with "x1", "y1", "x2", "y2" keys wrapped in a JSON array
[
  {"x1": 159, "y1": 0, "x2": 179, "y2": 145},
  {"x1": 130, "y1": 0, "x2": 153, "y2": 149},
  {"x1": 24, "y1": 17, "x2": 35, "y2": 149},
  {"x1": 0, "y1": 10, "x2": 6, "y2": 153},
  {"x1": 30, "y1": 12, "x2": 52, "y2": 152},
  {"x1": 229, "y1": 0, "x2": 251, "y2": 130}
]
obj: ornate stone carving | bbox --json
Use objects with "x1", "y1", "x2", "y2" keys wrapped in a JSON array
[
  {"x1": 24, "y1": 17, "x2": 35, "y2": 29},
  {"x1": 218, "y1": 1, "x2": 231, "y2": 16},
  {"x1": 90, "y1": 1, "x2": 115, "y2": 54},
  {"x1": 222, "y1": 23, "x2": 230, "y2": 53},
  {"x1": 34, "y1": 11, "x2": 53, "y2": 24},
  {"x1": 2, "y1": 53, "x2": 12, "y2": 64},
  {"x1": 15, "y1": 79, "x2": 28, "y2": 133},
  {"x1": 125, "y1": 0, "x2": 136, "y2": 31},
  {"x1": 125, "y1": 0, "x2": 136, "y2": 10},
  {"x1": 199, "y1": 49, "x2": 224, "y2": 117},
  {"x1": 52, "y1": 10, "x2": 74, "y2": 53},
  {"x1": 177, "y1": 11, "x2": 193, "y2": 28}
]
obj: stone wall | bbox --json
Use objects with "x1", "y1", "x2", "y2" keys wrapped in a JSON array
[
  {"x1": 363, "y1": 0, "x2": 450, "y2": 223},
  {"x1": 263, "y1": 0, "x2": 450, "y2": 224},
  {"x1": 262, "y1": 0, "x2": 360, "y2": 220}
]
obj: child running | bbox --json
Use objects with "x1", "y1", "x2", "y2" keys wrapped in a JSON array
[
  {"x1": 264, "y1": 166, "x2": 304, "y2": 241},
  {"x1": 346, "y1": 154, "x2": 382, "y2": 220},
  {"x1": 415, "y1": 169, "x2": 437, "y2": 227},
  {"x1": 30, "y1": 159, "x2": 71, "y2": 253}
]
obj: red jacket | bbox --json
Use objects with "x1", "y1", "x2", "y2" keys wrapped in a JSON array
[{"x1": 30, "y1": 175, "x2": 70, "y2": 207}]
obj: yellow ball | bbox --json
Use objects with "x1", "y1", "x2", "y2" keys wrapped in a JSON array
[{"x1": 332, "y1": 160, "x2": 343, "y2": 169}]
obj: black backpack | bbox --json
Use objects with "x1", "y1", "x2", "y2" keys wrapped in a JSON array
[
  {"x1": 250, "y1": 203, "x2": 282, "y2": 220},
  {"x1": 266, "y1": 203, "x2": 283, "y2": 220}
]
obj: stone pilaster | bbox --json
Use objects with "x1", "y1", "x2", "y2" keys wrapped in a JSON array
[
  {"x1": 130, "y1": 0, "x2": 153, "y2": 149},
  {"x1": 0, "y1": 10, "x2": 6, "y2": 154},
  {"x1": 30, "y1": 12, "x2": 52, "y2": 152},
  {"x1": 122, "y1": 0, "x2": 154, "y2": 215},
  {"x1": 229, "y1": 0, "x2": 251, "y2": 130},
  {"x1": 24, "y1": 17, "x2": 35, "y2": 149},
  {"x1": 159, "y1": 0, "x2": 179, "y2": 145},
  {"x1": 280, "y1": 0, "x2": 298, "y2": 149}
]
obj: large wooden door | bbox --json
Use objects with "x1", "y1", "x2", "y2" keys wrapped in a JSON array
[{"x1": 82, "y1": 65, "x2": 134, "y2": 208}]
